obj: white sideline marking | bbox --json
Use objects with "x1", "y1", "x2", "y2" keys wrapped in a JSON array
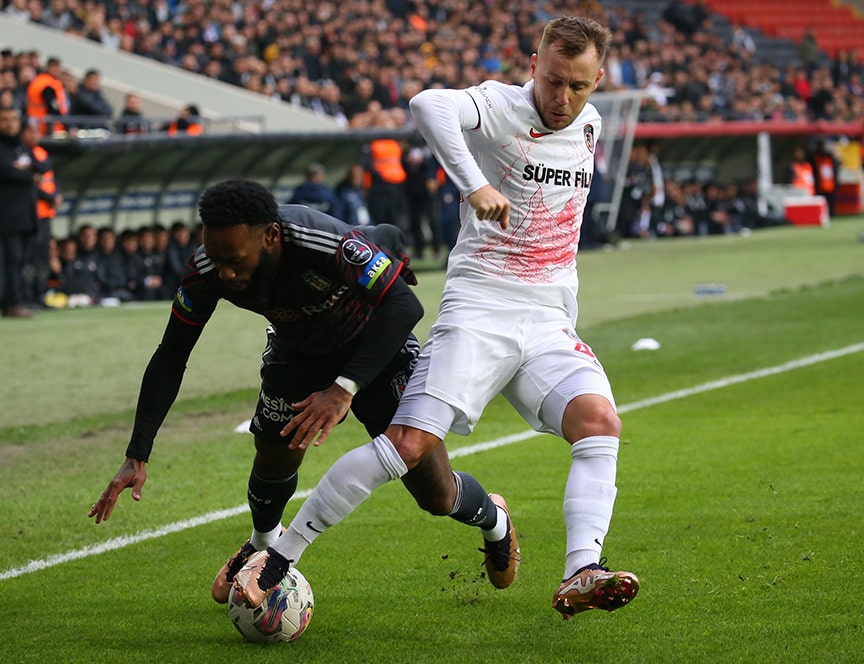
[{"x1": 2, "y1": 342, "x2": 862, "y2": 582}]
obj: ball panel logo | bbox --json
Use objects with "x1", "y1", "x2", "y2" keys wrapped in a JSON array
[
  {"x1": 342, "y1": 239, "x2": 374, "y2": 265},
  {"x1": 584, "y1": 124, "x2": 595, "y2": 153}
]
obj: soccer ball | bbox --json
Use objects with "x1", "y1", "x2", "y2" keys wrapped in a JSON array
[{"x1": 228, "y1": 567, "x2": 314, "y2": 643}]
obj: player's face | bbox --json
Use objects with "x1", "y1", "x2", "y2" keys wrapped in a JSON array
[
  {"x1": 203, "y1": 223, "x2": 280, "y2": 292},
  {"x1": 530, "y1": 42, "x2": 604, "y2": 131}
]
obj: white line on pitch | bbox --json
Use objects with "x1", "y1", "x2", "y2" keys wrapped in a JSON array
[{"x1": 2, "y1": 341, "x2": 862, "y2": 582}]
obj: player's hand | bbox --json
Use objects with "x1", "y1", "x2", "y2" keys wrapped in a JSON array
[
  {"x1": 281, "y1": 383, "x2": 353, "y2": 450},
  {"x1": 467, "y1": 185, "x2": 510, "y2": 230},
  {"x1": 88, "y1": 457, "x2": 147, "y2": 524}
]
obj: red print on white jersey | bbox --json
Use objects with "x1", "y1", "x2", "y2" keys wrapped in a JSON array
[{"x1": 454, "y1": 80, "x2": 600, "y2": 285}]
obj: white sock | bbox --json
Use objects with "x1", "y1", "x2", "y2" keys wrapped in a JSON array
[
  {"x1": 563, "y1": 435, "x2": 619, "y2": 579},
  {"x1": 250, "y1": 522, "x2": 283, "y2": 551},
  {"x1": 481, "y1": 506, "x2": 508, "y2": 542},
  {"x1": 271, "y1": 435, "x2": 407, "y2": 564}
]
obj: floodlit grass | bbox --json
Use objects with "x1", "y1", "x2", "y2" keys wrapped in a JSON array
[{"x1": 1, "y1": 218, "x2": 863, "y2": 663}]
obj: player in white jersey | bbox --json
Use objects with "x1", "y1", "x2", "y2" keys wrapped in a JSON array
[{"x1": 235, "y1": 16, "x2": 640, "y2": 620}]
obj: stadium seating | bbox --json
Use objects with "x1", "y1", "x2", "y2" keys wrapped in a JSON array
[{"x1": 704, "y1": 0, "x2": 864, "y2": 57}]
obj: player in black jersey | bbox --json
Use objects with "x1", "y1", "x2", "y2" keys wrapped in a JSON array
[{"x1": 88, "y1": 178, "x2": 426, "y2": 603}]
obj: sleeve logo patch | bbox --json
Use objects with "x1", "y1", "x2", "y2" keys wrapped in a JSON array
[
  {"x1": 342, "y1": 238, "x2": 374, "y2": 265},
  {"x1": 358, "y1": 252, "x2": 392, "y2": 289},
  {"x1": 175, "y1": 286, "x2": 193, "y2": 312}
]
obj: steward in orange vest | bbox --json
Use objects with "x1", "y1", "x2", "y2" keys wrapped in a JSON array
[
  {"x1": 20, "y1": 120, "x2": 61, "y2": 306},
  {"x1": 163, "y1": 104, "x2": 204, "y2": 135},
  {"x1": 786, "y1": 147, "x2": 815, "y2": 195},
  {"x1": 365, "y1": 138, "x2": 407, "y2": 186},
  {"x1": 810, "y1": 141, "x2": 839, "y2": 214},
  {"x1": 32, "y1": 143, "x2": 58, "y2": 220},
  {"x1": 363, "y1": 139, "x2": 408, "y2": 226},
  {"x1": 26, "y1": 57, "x2": 69, "y2": 137}
]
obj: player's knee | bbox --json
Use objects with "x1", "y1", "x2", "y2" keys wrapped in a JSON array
[
  {"x1": 252, "y1": 437, "x2": 304, "y2": 479},
  {"x1": 562, "y1": 396, "x2": 621, "y2": 440},
  {"x1": 386, "y1": 426, "x2": 438, "y2": 469}
]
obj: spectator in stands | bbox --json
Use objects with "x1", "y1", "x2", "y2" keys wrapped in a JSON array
[
  {"x1": 401, "y1": 145, "x2": 441, "y2": 260},
  {"x1": 69, "y1": 69, "x2": 113, "y2": 132},
  {"x1": 117, "y1": 228, "x2": 144, "y2": 300},
  {"x1": 0, "y1": 104, "x2": 38, "y2": 318},
  {"x1": 288, "y1": 163, "x2": 344, "y2": 220},
  {"x1": 117, "y1": 93, "x2": 151, "y2": 135},
  {"x1": 617, "y1": 143, "x2": 654, "y2": 238},
  {"x1": 703, "y1": 183, "x2": 734, "y2": 235},
  {"x1": 26, "y1": 56, "x2": 68, "y2": 137},
  {"x1": 317, "y1": 80, "x2": 348, "y2": 126},
  {"x1": 0, "y1": 67, "x2": 25, "y2": 116},
  {"x1": 162, "y1": 104, "x2": 203, "y2": 135},
  {"x1": 683, "y1": 180, "x2": 711, "y2": 236},
  {"x1": 798, "y1": 27, "x2": 821, "y2": 74},
  {"x1": 647, "y1": 142, "x2": 666, "y2": 235},
  {"x1": 40, "y1": 0, "x2": 82, "y2": 32},
  {"x1": 808, "y1": 69, "x2": 836, "y2": 121},
  {"x1": 335, "y1": 164, "x2": 372, "y2": 226},
  {"x1": 436, "y1": 164, "x2": 461, "y2": 254},
  {"x1": 785, "y1": 146, "x2": 816, "y2": 195},
  {"x1": 59, "y1": 226, "x2": 101, "y2": 306},
  {"x1": 2, "y1": 0, "x2": 31, "y2": 22},
  {"x1": 162, "y1": 220, "x2": 195, "y2": 296},
  {"x1": 656, "y1": 180, "x2": 695, "y2": 237},
  {"x1": 662, "y1": 0, "x2": 702, "y2": 37},
  {"x1": 810, "y1": 140, "x2": 840, "y2": 216},
  {"x1": 135, "y1": 225, "x2": 165, "y2": 300},
  {"x1": 95, "y1": 226, "x2": 129, "y2": 302}
]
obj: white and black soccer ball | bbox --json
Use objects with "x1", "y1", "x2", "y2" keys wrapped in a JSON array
[{"x1": 228, "y1": 567, "x2": 314, "y2": 643}]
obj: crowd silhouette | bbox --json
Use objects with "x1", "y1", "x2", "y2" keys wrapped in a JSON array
[
  {"x1": 1, "y1": 0, "x2": 862, "y2": 131},
  {"x1": 2, "y1": 1, "x2": 862, "y2": 316}
]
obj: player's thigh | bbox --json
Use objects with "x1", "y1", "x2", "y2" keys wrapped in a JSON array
[
  {"x1": 504, "y1": 325, "x2": 614, "y2": 438},
  {"x1": 249, "y1": 332, "x2": 343, "y2": 444},
  {"x1": 417, "y1": 307, "x2": 521, "y2": 434}
]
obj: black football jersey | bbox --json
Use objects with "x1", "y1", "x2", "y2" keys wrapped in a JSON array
[{"x1": 171, "y1": 205, "x2": 411, "y2": 353}]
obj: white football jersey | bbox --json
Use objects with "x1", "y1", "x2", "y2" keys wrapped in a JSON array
[{"x1": 447, "y1": 80, "x2": 600, "y2": 302}]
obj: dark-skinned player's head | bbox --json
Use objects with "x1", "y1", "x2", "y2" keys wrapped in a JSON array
[
  {"x1": 198, "y1": 178, "x2": 279, "y2": 229},
  {"x1": 198, "y1": 179, "x2": 281, "y2": 292}
]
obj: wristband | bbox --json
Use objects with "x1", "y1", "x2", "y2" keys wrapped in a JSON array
[{"x1": 334, "y1": 376, "x2": 360, "y2": 396}]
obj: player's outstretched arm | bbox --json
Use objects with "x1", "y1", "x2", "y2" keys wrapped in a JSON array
[{"x1": 88, "y1": 457, "x2": 147, "y2": 524}]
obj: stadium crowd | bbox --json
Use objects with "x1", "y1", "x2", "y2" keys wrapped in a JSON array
[
  {"x1": 45, "y1": 220, "x2": 200, "y2": 308},
  {"x1": 2, "y1": 0, "x2": 862, "y2": 317},
  {"x1": 1, "y1": 0, "x2": 863, "y2": 130}
]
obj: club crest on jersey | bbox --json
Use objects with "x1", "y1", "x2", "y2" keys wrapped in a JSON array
[
  {"x1": 302, "y1": 270, "x2": 331, "y2": 291},
  {"x1": 584, "y1": 124, "x2": 595, "y2": 153},
  {"x1": 342, "y1": 238, "x2": 374, "y2": 265}
]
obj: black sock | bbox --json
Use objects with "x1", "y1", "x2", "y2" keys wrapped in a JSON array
[
  {"x1": 247, "y1": 470, "x2": 298, "y2": 532},
  {"x1": 448, "y1": 471, "x2": 498, "y2": 530}
]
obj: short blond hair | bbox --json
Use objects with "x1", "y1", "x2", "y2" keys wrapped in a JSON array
[{"x1": 539, "y1": 16, "x2": 612, "y2": 62}]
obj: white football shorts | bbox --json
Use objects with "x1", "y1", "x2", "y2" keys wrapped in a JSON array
[{"x1": 391, "y1": 290, "x2": 616, "y2": 439}]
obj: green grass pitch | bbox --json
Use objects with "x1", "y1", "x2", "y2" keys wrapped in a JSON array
[{"x1": 1, "y1": 218, "x2": 863, "y2": 663}]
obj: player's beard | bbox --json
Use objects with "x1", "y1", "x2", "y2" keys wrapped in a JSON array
[{"x1": 242, "y1": 247, "x2": 280, "y2": 301}]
